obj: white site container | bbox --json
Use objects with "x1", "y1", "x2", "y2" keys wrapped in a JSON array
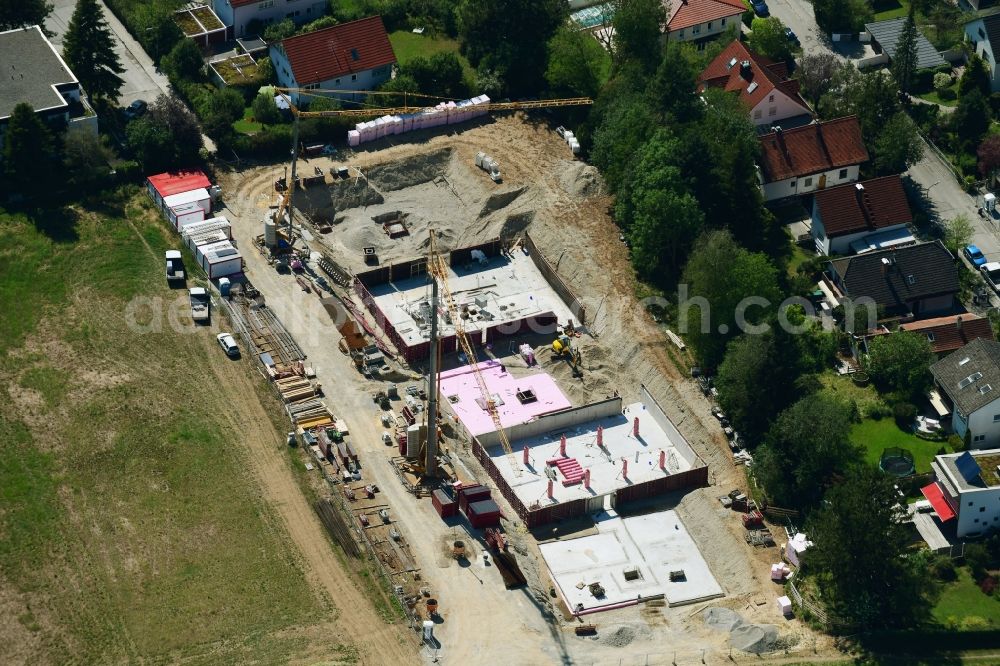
[
  {"x1": 168, "y1": 201, "x2": 205, "y2": 230},
  {"x1": 198, "y1": 240, "x2": 243, "y2": 279},
  {"x1": 163, "y1": 187, "x2": 211, "y2": 215}
]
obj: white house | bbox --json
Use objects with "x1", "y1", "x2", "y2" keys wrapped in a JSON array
[
  {"x1": 757, "y1": 117, "x2": 869, "y2": 202},
  {"x1": 699, "y1": 40, "x2": 812, "y2": 128},
  {"x1": 811, "y1": 175, "x2": 913, "y2": 255},
  {"x1": 664, "y1": 0, "x2": 745, "y2": 45},
  {"x1": 931, "y1": 338, "x2": 1000, "y2": 449},
  {"x1": 212, "y1": 0, "x2": 327, "y2": 39},
  {"x1": 0, "y1": 25, "x2": 97, "y2": 147},
  {"x1": 269, "y1": 16, "x2": 396, "y2": 107},
  {"x1": 925, "y1": 449, "x2": 1000, "y2": 538},
  {"x1": 965, "y1": 14, "x2": 1000, "y2": 92}
]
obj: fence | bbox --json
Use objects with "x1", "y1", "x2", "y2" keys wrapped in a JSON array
[
  {"x1": 522, "y1": 231, "x2": 587, "y2": 325},
  {"x1": 788, "y1": 579, "x2": 855, "y2": 632}
]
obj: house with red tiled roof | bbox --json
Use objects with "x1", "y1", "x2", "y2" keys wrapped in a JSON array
[
  {"x1": 698, "y1": 40, "x2": 812, "y2": 127},
  {"x1": 757, "y1": 117, "x2": 869, "y2": 201},
  {"x1": 213, "y1": 0, "x2": 327, "y2": 39},
  {"x1": 663, "y1": 0, "x2": 745, "y2": 43},
  {"x1": 269, "y1": 16, "x2": 396, "y2": 106},
  {"x1": 812, "y1": 175, "x2": 914, "y2": 255},
  {"x1": 900, "y1": 314, "x2": 996, "y2": 357}
]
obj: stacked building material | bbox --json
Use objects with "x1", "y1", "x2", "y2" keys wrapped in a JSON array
[
  {"x1": 548, "y1": 457, "x2": 584, "y2": 486},
  {"x1": 347, "y1": 95, "x2": 491, "y2": 146},
  {"x1": 276, "y1": 376, "x2": 315, "y2": 403},
  {"x1": 431, "y1": 489, "x2": 457, "y2": 518},
  {"x1": 287, "y1": 398, "x2": 334, "y2": 429},
  {"x1": 458, "y1": 484, "x2": 491, "y2": 515},
  {"x1": 467, "y1": 499, "x2": 502, "y2": 528}
]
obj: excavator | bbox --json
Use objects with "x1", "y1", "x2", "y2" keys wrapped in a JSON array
[{"x1": 552, "y1": 335, "x2": 583, "y2": 378}]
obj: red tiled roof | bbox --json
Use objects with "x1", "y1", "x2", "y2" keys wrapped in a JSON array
[
  {"x1": 279, "y1": 16, "x2": 396, "y2": 85},
  {"x1": 665, "y1": 0, "x2": 745, "y2": 32},
  {"x1": 921, "y1": 482, "x2": 956, "y2": 521},
  {"x1": 814, "y1": 175, "x2": 913, "y2": 237},
  {"x1": 899, "y1": 314, "x2": 996, "y2": 355},
  {"x1": 758, "y1": 117, "x2": 869, "y2": 183},
  {"x1": 147, "y1": 170, "x2": 211, "y2": 197},
  {"x1": 698, "y1": 41, "x2": 810, "y2": 115}
]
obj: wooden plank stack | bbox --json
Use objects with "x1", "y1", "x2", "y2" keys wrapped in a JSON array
[{"x1": 276, "y1": 376, "x2": 315, "y2": 403}]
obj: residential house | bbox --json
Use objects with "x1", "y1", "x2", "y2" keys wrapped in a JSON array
[
  {"x1": 812, "y1": 175, "x2": 913, "y2": 255},
  {"x1": 900, "y1": 314, "x2": 996, "y2": 358},
  {"x1": 269, "y1": 16, "x2": 396, "y2": 107},
  {"x1": 757, "y1": 117, "x2": 869, "y2": 202},
  {"x1": 213, "y1": 0, "x2": 327, "y2": 39},
  {"x1": 698, "y1": 40, "x2": 812, "y2": 128},
  {"x1": 925, "y1": 450, "x2": 1000, "y2": 538},
  {"x1": 825, "y1": 240, "x2": 959, "y2": 320},
  {"x1": 865, "y1": 17, "x2": 948, "y2": 71},
  {"x1": 0, "y1": 25, "x2": 96, "y2": 149},
  {"x1": 931, "y1": 339, "x2": 1000, "y2": 449},
  {"x1": 965, "y1": 13, "x2": 1000, "y2": 92},
  {"x1": 663, "y1": 0, "x2": 745, "y2": 45}
]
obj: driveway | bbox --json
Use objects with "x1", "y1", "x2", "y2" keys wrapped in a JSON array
[
  {"x1": 45, "y1": 0, "x2": 216, "y2": 152},
  {"x1": 764, "y1": 0, "x2": 838, "y2": 59}
]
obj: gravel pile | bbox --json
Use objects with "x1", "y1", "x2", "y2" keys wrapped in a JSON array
[{"x1": 702, "y1": 607, "x2": 779, "y2": 654}]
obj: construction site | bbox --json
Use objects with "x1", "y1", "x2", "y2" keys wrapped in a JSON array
[{"x1": 209, "y1": 109, "x2": 832, "y2": 664}]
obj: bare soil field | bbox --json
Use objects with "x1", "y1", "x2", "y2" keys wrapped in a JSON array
[
  {"x1": 0, "y1": 196, "x2": 411, "y2": 665},
  {"x1": 217, "y1": 115, "x2": 840, "y2": 664}
]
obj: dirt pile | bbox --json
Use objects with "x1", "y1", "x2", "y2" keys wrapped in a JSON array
[
  {"x1": 559, "y1": 160, "x2": 604, "y2": 198},
  {"x1": 479, "y1": 185, "x2": 527, "y2": 218},
  {"x1": 599, "y1": 623, "x2": 651, "y2": 648},
  {"x1": 702, "y1": 607, "x2": 779, "y2": 654},
  {"x1": 366, "y1": 147, "x2": 453, "y2": 191}
]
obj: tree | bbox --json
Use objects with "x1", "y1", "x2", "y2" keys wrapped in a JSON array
[
  {"x1": 646, "y1": 41, "x2": 703, "y2": 125},
  {"x1": 64, "y1": 130, "x2": 114, "y2": 191},
  {"x1": 959, "y1": 53, "x2": 992, "y2": 99},
  {"x1": 807, "y1": 466, "x2": 926, "y2": 628},
  {"x1": 942, "y1": 213, "x2": 974, "y2": 255},
  {"x1": 978, "y1": 135, "x2": 1000, "y2": 183},
  {"x1": 748, "y1": 17, "x2": 793, "y2": 63},
  {"x1": 680, "y1": 230, "x2": 783, "y2": 368},
  {"x1": 615, "y1": 130, "x2": 704, "y2": 282},
  {"x1": 611, "y1": 0, "x2": 666, "y2": 73},
  {"x1": 865, "y1": 330, "x2": 934, "y2": 398},
  {"x1": 820, "y1": 67, "x2": 900, "y2": 148},
  {"x1": 131, "y1": 4, "x2": 184, "y2": 63},
  {"x1": 126, "y1": 118, "x2": 174, "y2": 173},
  {"x1": 874, "y1": 112, "x2": 923, "y2": 175},
  {"x1": 263, "y1": 18, "x2": 296, "y2": 42},
  {"x1": 457, "y1": 0, "x2": 566, "y2": 96},
  {"x1": 795, "y1": 52, "x2": 842, "y2": 108},
  {"x1": 715, "y1": 331, "x2": 802, "y2": 443},
  {"x1": 161, "y1": 39, "x2": 204, "y2": 82},
  {"x1": 951, "y1": 89, "x2": 991, "y2": 153},
  {"x1": 402, "y1": 52, "x2": 468, "y2": 98},
  {"x1": 2, "y1": 103, "x2": 58, "y2": 200},
  {"x1": 891, "y1": 8, "x2": 918, "y2": 93},
  {"x1": 0, "y1": 0, "x2": 52, "y2": 32},
  {"x1": 128, "y1": 94, "x2": 202, "y2": 171},
  {"x1": 63, "y1": 0, "x2": 125, "y2": 102},
  {"x1": 546, "y1": 25, "x2": 608, "y2": 98},
  {"x1": 252, "y1": 92, "x2": 281, "y2": 125},
  {"x1": 753, "y1": 394, "x2": 859, "y2": 509},
  {"x1": 589, "y1": 93, "x2": 656, "y2": 193},
  {"x1": 813, "y1": 0, "x2": 871, "y2": 34}
]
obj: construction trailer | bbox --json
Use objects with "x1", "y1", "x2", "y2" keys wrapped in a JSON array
[
  {"x1": 146, "y1": 170, "x2": 211, "y2": 210},
  {"x1": 198, "y1": 240, "x2": 243, "y2": 279},
  {"x1": 164, "y1": 188, "x2": 212, "y2": 230}
]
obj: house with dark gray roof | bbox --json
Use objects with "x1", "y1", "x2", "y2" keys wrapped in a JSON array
[
  {"x1": 826, "y1": 240, "x2": 959, "y2": 320},
  {"x1": 931, "y1": 338, "x2": 1000, "y2": 449},
  {"x1": 865, "y1": 17, "x2": 947, "y2": 71},
  {"x1": 0, "y1": 25, "x2": 96, "y2": 147},
  {"x1": 966, "y1": 12, "x2": 1000, "y2": 92}
]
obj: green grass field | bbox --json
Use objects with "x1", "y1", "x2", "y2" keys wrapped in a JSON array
[
  {"x1": 388, "y1": 30, "x2": 476, "y2": 85},
  {"x1": 872, "y1": 0, "x2": 910, "y2": 21},
  {"x1": 850, "y1": 418, "x2": 951, "y2": 473},
  {"x1": 819, "y1": 374, "x2": 888, "y2": 420},
  {"x1": 932, "y1": 568, "x2": 1000, "y2": 630},
  {"x1": 0, "y1": 192, "x2": 348, "y2": 664},
  {"x1": 917, "y1": 87, "x2": 959, "y2": 108},
  {"x1": 233, "y1": 104, "x2": 264, "y2": 134}
]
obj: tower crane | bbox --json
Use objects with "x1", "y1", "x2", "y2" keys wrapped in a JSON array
[
  {"x1": 268, "y1": 88, "x2": 593, "y2": 235},
  {"x1": 426, "y1": 230, "x2": 521, "y2": 477}
]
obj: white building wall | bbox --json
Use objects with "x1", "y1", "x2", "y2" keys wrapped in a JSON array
[
  {"x1": 965, "y1": 404, "x2": 1000, "y2": 449},
  {"x1": 750, "y1": 90, "x2": 810, "y2": 127},
  {"x1": 668, "y1": 14, "x2": 740, "y2": 42},
  {"x1": 270, "y1": 43, "x2": 391, "y2": 106},
  {"x1": 762, "y1": 164, "x2": 860, "y2": 201},
  {"x1": 956, "y1": 485, "x2": 1000, "y2": 537},
  {"x1": 812, "y1": 206, "x2": 831, "y2": 255},
  {"x1": 965, "y1": 20, "x2": 1000, "y2": 92},
  {"x1": 218, "y1": 0, "x2": 326, "y2": 38}
]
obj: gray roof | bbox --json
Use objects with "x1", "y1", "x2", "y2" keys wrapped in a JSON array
[
  {"x1": 865, "y1": 17, "x2": 947, "y2": 70},
  {"x1": 931, "y1": 337, "x2": 1000, "y2": 416},
  {"x1": 0, "y1": 25, "x2": 78, "y2": 121}
]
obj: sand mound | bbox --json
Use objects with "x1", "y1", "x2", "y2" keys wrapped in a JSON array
[
  {"x1": 599, "y1": 623, "x2": 650, "y2": 648},
  {"x1": 730, "y1": 624, "x2": 779, "y2": 654},
  {"x1": 295, "y1": 178, "x2": 384, "y2": 221},
  {"x1": 479, "y1": 186, "x2": 527, "y2": 217},
  {"x1": 559, "y1": 161, "x2": 603, "y2": 198},
  {"x1": 367, "y1": 147, "x2": 453, "y2": 191},
  {"x1": 500, "y1": 212, "x2": 534, "y2": 238},
  {"x1": 703, "y1": 607, "x2": 744, "y2": 632}
]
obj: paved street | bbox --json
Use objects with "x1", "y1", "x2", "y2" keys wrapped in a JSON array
[{"x1": 765, "y1": 0, "x2": 837, "y2": 60}]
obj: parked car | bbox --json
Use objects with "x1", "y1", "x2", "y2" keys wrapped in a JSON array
[
  {"x1": 123, "y1": 99, "x2": 147, "y2": 120},
  {"x1": 785, "y1": 27, "x2": 798, "y2": 44},
  {"x1": 964, "y1": 244, "x2": 987, "y2": 268},
  {"x1": 752, "y1": 0, "x2": 769, "y2": 16},
  {"x1": 981, "y1": 262, "x2": 1000, "y2": 292},
  {"x1": 216, "y1": 332, "x2": 240, "y2": 358}
]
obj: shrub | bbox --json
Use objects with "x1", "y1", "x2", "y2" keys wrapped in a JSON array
[
  {"x1": 934, "y1": 72, "x2": 953, "y2": 91},
  {"x1": 929, "y1": 554, "x2": 957, "y2": 581},
  {"x1": 965, "y1": 543, "x2": 990, "y2": 581},
  {"x1": 980, "y1": 575, "x2": 998, "y2": 596},
  {"x1": 961, "y1": 615, "x2": 991, "y2": 631},
  {"x1": 938, "y1": 87, "x2": 958, "y2": 101},
  {"x1": 868, "y1": 402, "x2": 892, "y2": 420},
  {"x1": 893, "y1": 402, "x2": 917, "y2": 429}
]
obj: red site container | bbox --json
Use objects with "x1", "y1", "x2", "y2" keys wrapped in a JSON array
[
  {"x1": 458, "y1": 485, "x2": 492, "y2": 516},
  {"x1": 468, "y1": 499, "x2": 502, "y2": 528},
  {"x1": 432, "y1": 489, "x2": 458, "y2": 518}
]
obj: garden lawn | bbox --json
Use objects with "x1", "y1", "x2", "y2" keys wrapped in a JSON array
[
  {"x1": 820, "y1": 373, "x2": 888, "y2": 419},
  {"x1": 872, "y1": 0, "x2": 910, "y2": 21},
  {"x1": 932, "y1": 568, "x2": 1000, "y2": 629},
  {"x1": 233, "y1": 105, "x2": 264, "y2": 134},
  {"x1": 918, "y1": 87, "x2": 958, "y2": 108},
  {"x1": 388, "y1": 30, "x2": 475, "y2": 83},
  {"x1": 850, "y1": 418, "x2": 951, "y2": 473}
]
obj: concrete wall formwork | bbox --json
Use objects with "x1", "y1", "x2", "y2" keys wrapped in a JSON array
[{"x1": 522, "y1": 232, "x2": 586, "y2": 325}]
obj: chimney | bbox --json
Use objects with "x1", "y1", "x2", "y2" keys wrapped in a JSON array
[
  {"x1": 855, "y1": 183, "x2": 873, "y2": 229},
  {"x1": 740, "y1": 60, "x2": 752, "y2": 78},
  {"x1": 881, "y1": 256, "x2": 891, "y2": 276},
  {"x1": 956, "y1": 316, "x2": 964, "y2": 333}
]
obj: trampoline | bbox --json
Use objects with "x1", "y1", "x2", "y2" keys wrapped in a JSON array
[{"x1": 879, "y1": 447, "x2": 915, "y2": 477}]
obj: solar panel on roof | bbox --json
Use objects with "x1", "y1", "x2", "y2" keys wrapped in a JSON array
[{"x1": 955, "y1": 451, "x2": 982, "y2": 484}]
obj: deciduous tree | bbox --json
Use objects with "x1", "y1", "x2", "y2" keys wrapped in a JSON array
[
  {"x1": 610, "y1": 0, "x2": 665, "y2": 73},
  {"x1": 589, "y1": 93, "x2": 656, "y2": 193},
  {"x1": 942, "y1": 213, "x2": 974, "y2": 255},
  {"x1": 402, "y1": 52, "x2": 468, "y2": 98},
  {"x1": 959, "y1": 53, "x2": 992, "y2": 99},
  {"x1": 646, "y1": 41, "x2": 703, "y2": 125},
  {"x1": 127, "y1": 94, "x2": 203, "y2": 171},
  {"x1": 951, "y1": 89, "x2": 992, "y2": 153},
  {"x1": 864, "y1": 330, "x2": 934, "y2": 398},
  {"x1": 252, "y1": 92, "x2": 281, "y2": 125},
  {"x1": 813, "y1": 0, "x2": 871, "y2": 34},
  {"x1": 63, "y1": 0, "x2": 125, "y2": 102},
  {"x1": 806, "y1": 466, "x2": 926, "y2": 628},
  {"x1": 546, "y1": 25, "x2": 608, "y2": 98},
  {"x1": 874, "y1": 112, "x2": 923, "y2": 175},
  {"x1": 978, "y1": 135, "x2": 1000, "y2": 182},
  {"x1": 753, "y1": 394, "x2": 858, "y2": 509},
  {"x1": 795, "y1": 52, "x2": 842, "y2": 108},
  {"x1": 748, "y1": 17, "x2": 793, "y2": 63}
]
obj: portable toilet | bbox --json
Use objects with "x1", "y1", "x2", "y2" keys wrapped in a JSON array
[
  {"x1": 986, "y1": 192, "x2": 996, "y2": 213},
  {"x1": 218, "y1": 277, "x2": 231, "y2": 297}
]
